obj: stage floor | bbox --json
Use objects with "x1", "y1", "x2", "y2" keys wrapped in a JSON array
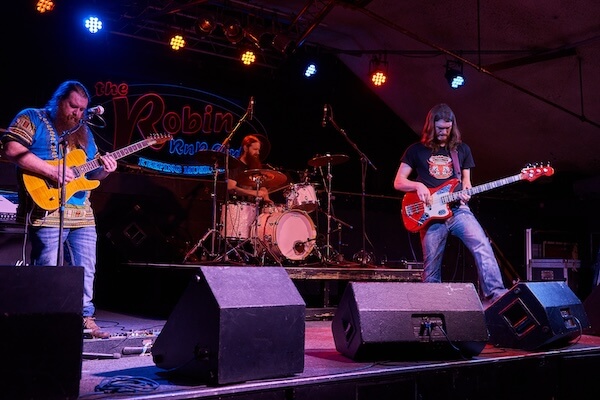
[{"x1": 74, "y1": 308, "x2": 600, "y2": 400}]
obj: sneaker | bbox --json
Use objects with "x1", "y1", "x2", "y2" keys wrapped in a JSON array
[{"x1": 83, "y1": 316, "x2": 110, "y2": 339}]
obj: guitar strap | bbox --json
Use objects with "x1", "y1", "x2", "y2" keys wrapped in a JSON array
[{"x1": 451, "y1": 149, "x2": 462, "y2": 182}]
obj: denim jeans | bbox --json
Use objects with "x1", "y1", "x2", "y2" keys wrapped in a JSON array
[
  {"x1": 29, "y1": 226, "x2": 98, "y2": 317},
  {"x1": 420, "y1": 204, "x2": 506, "y2": 299}
]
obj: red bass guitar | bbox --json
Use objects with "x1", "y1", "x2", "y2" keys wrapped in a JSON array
[{"x1": 401, "y1": 164, "x2": 554, "y2": 233}]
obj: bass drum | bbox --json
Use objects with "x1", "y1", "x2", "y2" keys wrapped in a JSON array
[{"x1": 252, "y1": 210, "x2": 316, "y2": 261}]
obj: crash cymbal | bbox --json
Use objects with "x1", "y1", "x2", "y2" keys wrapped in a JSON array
[
  {"x1": 308, "y1": 153, "x2": 349, "y2": 167},
  {"x1": 195, "y1": 150, "x2": 243, "y2": 169},
  {"x1": 237, "y1": 169, "x2": 288, "y2": 188}
]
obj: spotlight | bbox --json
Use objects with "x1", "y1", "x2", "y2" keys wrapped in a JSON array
[
  {"x1": 195, "y1": 14, "x2": 216, "y2": 36},
  {"x1": 241, "y1": 49, "x2": 257, "y2": 66},
  {"x1": 272, "y1": 33, "x2": 296, "y2": 55},
  {"x1": 223, "y1": 19, "x2": 244, "y2": 44},
  {"x1": 84, "y1": 16, "x2": 103, "y2": 34},
  {"x1": 169, "y1": 34, "x2": 186, "y2": 50},
  {"x1": 36, "y1": 0, "x2": 55, "y2": 13},
  {"x1": 244, "y1": 26, "x2": 275, "y2": 49},
  {"x1": 304, "y1": 63, "x2": 317, "y2": 78},
  {"x1": 445, "y1": 60, "x2": 465, "y2": 89},
  {"x1": 369, "y1": 55, "x2": 388, "y2": 86}
]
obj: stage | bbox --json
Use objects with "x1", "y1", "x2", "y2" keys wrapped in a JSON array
[
  {"x1": 76, "y1": 308, "x2": 600, "y2": 400},
  {"x1": 2, "y1": 264, "x2": 600, "y2": 399}
]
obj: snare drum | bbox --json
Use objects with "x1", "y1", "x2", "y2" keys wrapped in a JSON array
[
  {"x1": 252, "y1": 209, "x2": 316, "y2": 261},
  {"x1": 285, "y1": 183, "x2": 318, "y2": 212},
  {"x1": 220, "y1": 202, "x2": 257, "y2": 239}
]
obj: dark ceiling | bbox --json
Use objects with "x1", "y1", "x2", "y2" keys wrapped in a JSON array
[
  {"x1": 3, "y1": 0, "x2": 600, "y2": 198},
  {"x1": 93, "y1": 0, "x2": 600, "y2": 197}
]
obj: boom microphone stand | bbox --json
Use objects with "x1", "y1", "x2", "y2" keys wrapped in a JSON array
[
  {"x1": 214, "y1": 96, "x2": 254, "y2": 262},
  {"x1": 324, "y1": 104, "x2": 377, "y2": 266}
]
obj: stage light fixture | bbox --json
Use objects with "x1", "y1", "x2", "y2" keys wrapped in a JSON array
[
  {"x1": 223, "y1": 19, "x2": 244, "y2": 44},
  {"x1": 272, "y1": 33, "x2": 296, "y2": 56},
  {"x1": 36, "y1": 0, "x2": 54, "y2": 13},
  {"x1": 304, "y1": 63, "x2": 317, "y2": 78},
  {"x1": 244, "y1": 26, "x2": 275, "y2": 49},
  {"x1": 369, "y1": 55, "x2": 388, "y2": 86},
  {"x1": 170, "y1": 34, "x2": 186, "y2": 50},
  {"x1": 445, "y1": 60, "x2": 465, "y2": 89},
  {"x1": 195, "y1": 14, "x2": 217, "y2": 36},
  {"x1": 241, "y1": 49, "x2": 257, "y2": 65},
  {"x1": 84, "y1": 16, "x2": 103, "y2": 34}
]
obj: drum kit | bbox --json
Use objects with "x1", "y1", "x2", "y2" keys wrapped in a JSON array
[{"x1": 183, "y1": 151, "x2": 351, "y2": 266}]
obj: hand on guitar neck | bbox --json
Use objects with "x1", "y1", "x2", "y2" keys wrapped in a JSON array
[{"x1": 400, "y1": 164, "x2": 554, "y2": 233}]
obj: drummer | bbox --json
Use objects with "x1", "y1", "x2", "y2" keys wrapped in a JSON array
[{"x1": 228, "y1": 134, "x2": 274, "y2": 205}]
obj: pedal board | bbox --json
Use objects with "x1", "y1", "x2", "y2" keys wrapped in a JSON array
[{"x1": 83, "y1": 330, "x2": 160, "y2": 359}]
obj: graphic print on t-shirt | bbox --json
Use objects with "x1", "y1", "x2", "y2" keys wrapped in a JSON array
[{"x1": 427, "y1": 154, "x2": 453, "y2": 180}]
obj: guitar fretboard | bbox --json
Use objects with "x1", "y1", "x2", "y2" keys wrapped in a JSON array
[
  {"x1": 73, "y1": 139, "x2": 156, "y2": 175},
  {"x1": 439, "y1": 174, "x2": 522, "y2": 204}
]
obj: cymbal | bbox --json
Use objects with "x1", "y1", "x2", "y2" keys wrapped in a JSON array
[
  {"x1": 308, "y1": 153, "x2": 350, "y2": 167},
  {"x1": 237, "y1": 169, "x2": 288, "y2": 188},
  {"x1": 195, "y1": 150, "x2": 243, "y2": 169}
]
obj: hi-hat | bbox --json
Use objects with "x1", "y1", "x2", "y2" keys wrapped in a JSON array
[
  {"x1": 308, "y1": 153, "x2": 349, "y2": 167},
  {"x1": 237, "y1": 169, "x2": 288, "y2": 188},
  {"x1": 195, "y1": 150, "x2": 243, "y2": 170}
]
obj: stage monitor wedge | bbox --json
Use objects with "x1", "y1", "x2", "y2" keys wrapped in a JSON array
[
  {"x1": 0, "y1": 265, "x2": 84, "y2": 400},
  {"x1": 485, "y1": 281, "x2": 589, "y2": 350},
  {"x1": 332, "y1": 282, "x2": 489, "y2": 361},
  {"x1": 152, "y1": 266, "x2": 306, "y2": 385}
]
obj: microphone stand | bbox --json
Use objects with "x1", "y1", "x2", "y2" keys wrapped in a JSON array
[
  {"x1": 56, "y1": 120, "x2": 85, "y2": 266},
  {"x1": 214, "y1": 97, "x2": 253, "y2": 262},
  {"x1": 326, "y1": 108, "x2": 377, "y2": 266}
]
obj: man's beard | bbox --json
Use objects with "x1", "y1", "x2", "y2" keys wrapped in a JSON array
[
  {"x1": 54, "y1": 114, "x2": 87, "y2": 149},
  {"x1": 245, "y1": 154, "x2": 262, "y2": 170}
]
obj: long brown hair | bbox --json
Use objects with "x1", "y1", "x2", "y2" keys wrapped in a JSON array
[{"x1": 420, "y1": 103, "x2": 462, "y2": 152}]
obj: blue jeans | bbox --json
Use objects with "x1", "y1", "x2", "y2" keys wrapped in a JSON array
[
  {"x1": 420, "y1": 204, "x2": 506, "y2": 299},
  {"x1": 29, "y1": 226, "x2": 98, "y2": 317}
]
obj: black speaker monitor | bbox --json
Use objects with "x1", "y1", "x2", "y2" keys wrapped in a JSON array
[
  {"x1": 485, "y1": 281, "x2": 589, "y2": 350},
  {"x1": 0, "y1": 266, "x2": 84, "y2": 400},
  {"x1": 152, "y1": 266, "x2": 306, "y2": 385},
  {"x1": 332, "y1": 282, "x2": 489, "y2": 361}
]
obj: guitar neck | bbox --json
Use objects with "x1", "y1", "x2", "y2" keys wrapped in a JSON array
[
  {"x1": 439, "y1": 173, "x2": 522, "y2": 204},
  {"x1": 75, "y1": 140, "x2": 153, "y2": 175}
]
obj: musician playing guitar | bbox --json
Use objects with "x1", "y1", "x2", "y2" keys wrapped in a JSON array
[
  {"x1": 393, "y1": 103, "x2": 508, "y2": 308},
  {"x1": 1, "y1": 81, "x2": 117, "y2": 339}
]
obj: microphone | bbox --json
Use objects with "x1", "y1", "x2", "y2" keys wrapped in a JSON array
[
  {"x1": 85, "y1": 105, "x2": 105, "y2": 119},
  {"x1": 321, "y1": 104, "x2": 328, "y2": 127},
  {"x1": 248, "y1": 97, "x2": 254, "y2": 121}
]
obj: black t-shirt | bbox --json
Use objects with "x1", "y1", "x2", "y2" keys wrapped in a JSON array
[{"x1": 400, "y1": 142, "x2": 475, "y2": 190}]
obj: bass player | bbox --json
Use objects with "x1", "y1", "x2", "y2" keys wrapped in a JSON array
[{"x1": 393, "y1": 103, "x2": 508, "y2": 308}]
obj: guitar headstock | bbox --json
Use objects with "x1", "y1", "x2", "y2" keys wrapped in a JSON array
[
  {"x1": 147, "y1": 132, "x2": 173, "y2": 145},
  {"x1": 520, "y1": 163, "x2": 555, "y2": 182}
]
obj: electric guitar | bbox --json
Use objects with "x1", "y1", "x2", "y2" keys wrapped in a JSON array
[
  {"x1": 401, "y1": 164, "x2": 554, "y2": 233},
  {"x1": 23, "y1": 133, "x2": 172, "y2": 211}
]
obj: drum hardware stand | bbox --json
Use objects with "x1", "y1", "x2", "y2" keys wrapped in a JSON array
[
  {"x1": 315, "y1": 207, "x2": 352, "y2": 263},
  {"x1": 324, "y1": 105, "x2": 377, "y2": 266},
  {"x1": 208, "y1": 96, "x2": 254, "y2": 263},
  {"x1": 183, "y1": 158, "x2": 224, "y2": 263}
]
